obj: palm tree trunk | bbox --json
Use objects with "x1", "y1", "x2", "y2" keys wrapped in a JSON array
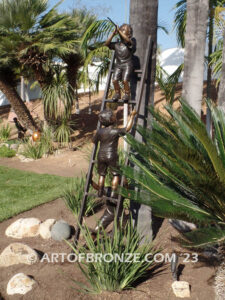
[
  {"x1": 182, "y1": 0, "x2": 209, "y2": 115},
  {"x1": 218, "y1": 28, "x2": 225, "y2": 112},
  {"x1": 0, "y1": 78, "x2": 38, "y2": 131},
  {"x1": 206, "y1": 3, "x2": 214, "y2": 134},
  {"x1": 129, "y1": 0, "x2": 159, "y2": 243}
]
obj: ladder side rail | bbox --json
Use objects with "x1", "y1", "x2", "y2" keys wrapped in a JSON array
[
  {"x1": 74, "y1": 51, "x2": 116, "y2": 244},
  {"x1": 114, "y1": 36, "x2": 153, "y2": 223}
]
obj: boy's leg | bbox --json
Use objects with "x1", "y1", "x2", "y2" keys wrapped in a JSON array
[
  {"x1": 98, "y1": 175, "x2": 105, "y2": 197},
  {"x1": 122, "y1": 63, "x2": 132, "y2": 102},
  {"x1": 112, "y1": 66, "x2": 122, "y2": 101},
  {"x1": 122, "y1": 80, "x2": 130, "y2": 102},
  {"x1": 112, "y1": 79, "x2": 121, "y2": 101},
  {"x1": 111, "y1": 175, "x2": 120, "y2": 198}
]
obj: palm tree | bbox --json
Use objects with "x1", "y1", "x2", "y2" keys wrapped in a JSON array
[
  {"x1": 0, "y1": 0, "x2": 41, "y2": 130},
  {"x1": 174, "y1": 0, "x2": 225, "y2": 127},
  {"x1": 62, "y1": 8, "x2": 97, "y2": 98},
  {"x1": 217, "y1": 28, "x2": 225, "y2": 111},
  {"x1": 121, "y1": 99, "x2": 225, "y2": 247},
  {"x1": 129, "y1": 0, "x2": 159, "y2": 243},
  {"x1": 182, "y1": 0, "x2": 209, "y2": 116}
]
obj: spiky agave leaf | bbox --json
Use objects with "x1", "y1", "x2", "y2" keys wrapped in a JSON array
[{"x1": 121, "y1": 99, "x2": 225, "y2": 247}]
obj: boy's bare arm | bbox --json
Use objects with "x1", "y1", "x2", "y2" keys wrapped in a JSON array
[
  {"x1": 126, "y1": 110, "x2": 137, "y2": 132},
  {"x1": 118, "y1": 27, "x2": 132, "y2": 44},
  {"x1": 104, "y1": 27, "x2": 118, "y2": 46}
]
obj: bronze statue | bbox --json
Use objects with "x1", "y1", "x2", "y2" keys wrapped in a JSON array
[
  {"x1": 92, "y1": 109, "x2": 136, "y2": 199},
  {"x1": 13, "y1": 117, "x2": 27, "y2": 139},
  {"x1": 105, "y1": 21, "x2": 135, "y2": 102}
]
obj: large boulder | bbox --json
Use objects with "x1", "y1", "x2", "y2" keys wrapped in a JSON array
[
  {"x1": 5, "y1": 218, "x2": 41, "y2": 239},
  {"x1": 7, "y1": 273, "x2": 36, "y2": 295},
  {"x1": 51, "y1": 220, "x2": 71, "y2": 241},
  {"x1": 39, "y1": 219, "x2": 56, "y2": 239},
  {"x1": 0, "y1": 243, "x2": 39, "y2": 267}
]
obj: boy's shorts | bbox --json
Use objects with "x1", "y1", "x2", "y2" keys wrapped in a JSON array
[
  {"x1": 113, "y1": 62, "x2": 133, "y2": 81},
  {"x1": 98, "y1": 156, "x2": 119, "y2": 176}
]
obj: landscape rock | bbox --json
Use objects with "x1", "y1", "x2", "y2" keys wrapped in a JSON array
[
  {"x1": 172, "y1": 281, "x2": 191, "y2": 298},
  {"x1": 0, "y1": 143, "x2": 9, "y2": 148},
  {"x1": 39, "y1": 219, "x2": 56, "y2": 239},
  {"x1": 51, "y1": 220, "x2": 71, "y2": 241},
  {"x1": 5, "y1": 218, "x2": 41, "y2": 239},
  {"x1": 17, "y1": 144, "x2": 26, "y2": 153},
  {"x1": 0, "y1": 243, "x2": 39, "y2": 267},
  {"x1": 7, "y1": 273, "x2": 36, "y2": 295},
  {"x1": 21, "y1": 157, "x2": 35, "y2": 162},
  {"x1": 10, "y1": 143, "x2": 19, "y2": 151}
]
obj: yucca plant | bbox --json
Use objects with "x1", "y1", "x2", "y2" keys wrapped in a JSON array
[
  {"x1": 0, "y1": 123, "x2": 11, "y2": 142},
  {"x1": 63, "y1": 175, "x2": 102, "y2": 217},
  {"x1": 54, "y1": 116, "x2": 75, "y2": 146},
  {"x1": 21, "y1": 140, "x2": 44, "y2": 159},
  {"x1": 121, "y1": 99, "x2": 225, "y2": 248},
  {"x1": 68, "y1": 216, "x2": 158, "y2": 293}
]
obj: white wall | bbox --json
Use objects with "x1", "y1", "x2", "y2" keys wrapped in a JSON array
[{"x1": 0, "y1": 80, "x2": 42, "y2": 107}]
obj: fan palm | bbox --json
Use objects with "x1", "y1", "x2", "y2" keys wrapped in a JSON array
[
  {"x1": 0, "y1": 22, "x2": 38, "y2": 130},
  {"x1": 121, "y1": 99, "x2": 225, "y2": 247}
]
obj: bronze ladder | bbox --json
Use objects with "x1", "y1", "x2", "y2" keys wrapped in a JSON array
[{"x1": 74, "y1": 35, "x2": 153, "y2": 244}]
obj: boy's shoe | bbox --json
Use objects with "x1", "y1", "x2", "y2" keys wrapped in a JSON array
[
  {"x1": 94, "y1": 208, "x2": 114, "y2": 231},
  {"x1": 98, "y1": 187, "x2": 104, "y2": 197},
  {"x1": 122, "y1": 94, "x2": 130, "y2": 102},
  {"x1": 112, "y1": 93, "x2": 120, "y2": 102}
]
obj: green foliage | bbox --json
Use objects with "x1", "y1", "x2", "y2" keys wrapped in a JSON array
[
  {"x1": 42, "y1": 65, "x2": 74, "y2": 120},
  {"x1": 40, "y1": 125, "x2": 55, "y2": 155},
  {"x1": 21, "y1": 125, "x2": 56, "y2": 159},
  {"x1": 121, "y1": 99, "x2": 225, "y2": 247},
  {"x1": 63, "y1": 175, "x2": 102, "y2": 217},
  {"x1": 54, "y1": 116, "x2": 75, "y2": 145},
  {"x1": 21, "y1": 140, "x2": 44, "y2": 159},
  {"x1": 156, "y1": 64, "x2": 183, "y2": 104},
  {"x1": 0, "y1": 123, "x2": 11, "y2": 142},
  {"x1": 0, "y1": 145, "x2": 16, "y2": 157},
  {"x1": 68, "y1": 217, "x2": 157, "y2": 293}
]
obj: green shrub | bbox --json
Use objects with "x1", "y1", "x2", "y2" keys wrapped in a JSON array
[
  {"x1": 68, "y1": 217, "x2": 158, "y2": 293},
  {"x1": 0, "y1": 145, "x2": 16, "y2": 158},
  {"x1": 54, "y1": 117, "x2": 75, "y2": 145},
  {"x1": 63, "y1": 175, "x2": 102, "y2": 217},
  {"x1": 0, "y1": 123, "x2": 11, "y2": 142},
  {"x1": 21, "y1": 141, "x2": 44, "y2": 160},
  {"x1": 40, "y1": 125, "x2": 55, "y2": 155}
]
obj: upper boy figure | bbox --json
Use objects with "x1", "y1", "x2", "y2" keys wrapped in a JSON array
[{"x1": 105, "y1": 23, "x2": 135, "y2": 102}]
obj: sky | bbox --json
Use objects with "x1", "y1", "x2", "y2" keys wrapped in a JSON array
[{"x1": 49, "y1": 0, "x2": 179, "y2": 50}]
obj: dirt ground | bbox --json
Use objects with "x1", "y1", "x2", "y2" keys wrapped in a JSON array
[{"x1": 0, "y1": 88, "x2": 220, "y2": 299}]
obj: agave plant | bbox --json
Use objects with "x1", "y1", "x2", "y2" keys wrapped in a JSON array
[
  {"x1": 68, "y1": 216, "x2": 158, "y2": 293},
  {"x1": 121, "y1": 99, "x2": 225, "y2": 247}
]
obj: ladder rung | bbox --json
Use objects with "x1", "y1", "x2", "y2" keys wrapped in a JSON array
[
  {"x1": 85, "y1": 192, "x2": 98, "y2": 198},
  {"x1": 92, "y1": 160, "x2": 97, "y2": 164},
  {"x1": 102, "y1": 196, "x2": 118, "y2": 204},
  {"x1": 104, "y1": 99, "x2": 136, "y2": 104},
  {"x1": 110, "y1": 69, "x2": 142, "y2": 73},
  {"x1": 85, "y1": 193, "x2": 118, "y2": 204}
]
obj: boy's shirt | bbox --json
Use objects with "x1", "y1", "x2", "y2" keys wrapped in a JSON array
[
  {"x1": 93, "y1": 126, "x2": 126, "y2": 159},
  {"x1": 109, "y1": 40, "x2": 135, "y2": 65}
]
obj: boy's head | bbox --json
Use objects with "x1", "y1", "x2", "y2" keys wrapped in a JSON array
[
  {"x1": 99, "y1": 109, "x2": 116, "y2": 126},
  {"x1": 119, "y1": 24, "x2": 133, "y2": 38}
]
